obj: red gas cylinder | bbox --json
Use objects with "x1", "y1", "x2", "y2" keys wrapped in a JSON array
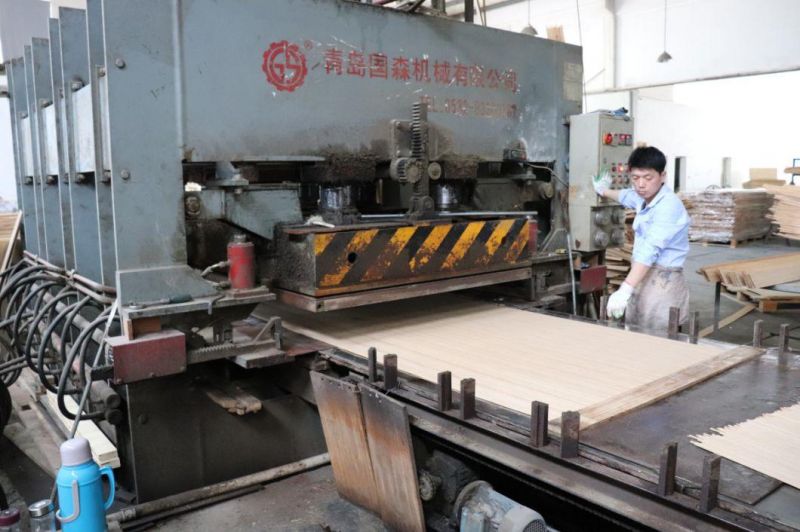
[{"x1": 227, "y1": 235, "x2": 255, "y2": 289}]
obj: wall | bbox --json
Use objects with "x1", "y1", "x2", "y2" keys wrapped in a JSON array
[
  {"x1": 584, "y1": 70, "x2": 800, "y2": 191},
  {"x1": 615, "y1": 0, "x2": 800, "y2": 88},
  {"x1": 636, "y1": 70, "x2": 800, "y2": 190},
  {"x1": 484, "y1": 0, "x2": 614, "y2": 93},
  {"x1": 473, "y1": 0, "x2": 800, "y2": 90}
]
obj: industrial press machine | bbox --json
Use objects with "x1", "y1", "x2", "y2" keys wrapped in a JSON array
[{"x1": 4, "y1": 1, "x2": 796, "y2": 530}]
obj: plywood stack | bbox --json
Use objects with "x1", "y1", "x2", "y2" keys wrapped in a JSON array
[
  {"x1": 679, "y1": 189, "x2": 773, "y2": 246},
  {"x1": 764, "y1": 185, "x2": 800, "y2": 241},
  {"x1": 605, "y1": 210, "x2": 634, "y2": 292}
]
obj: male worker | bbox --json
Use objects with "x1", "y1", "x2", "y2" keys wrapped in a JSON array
[{"x1": 593, "y1": 146, "x2": 691, "y2": 333}]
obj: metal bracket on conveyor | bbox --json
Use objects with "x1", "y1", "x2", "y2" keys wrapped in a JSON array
[
  {"x1": 364, "y1": 347, "x2": 586, "y2": 458},
  {"x1": 188, "y1": 316, "x2": 287, "y2": 368}
]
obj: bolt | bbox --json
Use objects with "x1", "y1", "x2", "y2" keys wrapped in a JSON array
[
  {"x1": 185, "y1": 196, "x2": 201, "y2": 215},
  {"x1": 24, "y1": 176, "x2": 33, "y2": 185},
  {"x1": 19, "y1": 111, "x2": 28, "y2": 119},
  {"x1": 46, "y1": 175, "x2": 56, "y2": 184},
  {"x1": 39, "y1": 98, "x2": 51, "y2": 108},
  {"x1": 75, "y1": 173, "x2": 86, "y2": 183},
  {"x1": 70, "y1": 80, "x2": 83, "y2": 91},
  {"x1": 120, "y1": 169, "x2": 131, "y2": 180},
  {"x1": 114, "y1": 57, "x2": 126, "y2": 69},
  {"x1": 137, "y1": 413, "x2": 149, "y2": 425},
  {"x1": 396, "y1": 150, "x2": 402, "y2": 157},
  {"x1": 97, "y1": 66, "x2": 106, "y2": 77}
]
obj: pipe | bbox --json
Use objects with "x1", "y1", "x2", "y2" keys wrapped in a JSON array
[
  {"x1": 107, "y1": 453, "x2": 331, "y2": 524},
  {"x1": 566, "y1": 233, "x2": 578, "y2": 315},
  {"x1": 464, "y1": 0, "x2": 474, "y2": 22}
]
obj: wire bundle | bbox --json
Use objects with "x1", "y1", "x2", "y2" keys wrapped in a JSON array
[{"x1": 0, "y1": 256, "x2": 119, "y2": 422}]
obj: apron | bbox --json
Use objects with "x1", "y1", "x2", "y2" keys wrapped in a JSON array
[{"x1": 626, "y1": 265, "x2": 690, "y2": 334}]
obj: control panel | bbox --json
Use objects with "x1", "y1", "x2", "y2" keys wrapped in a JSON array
[{"x1": 568, "y1": 112, "x2": 632, "y2": 252}]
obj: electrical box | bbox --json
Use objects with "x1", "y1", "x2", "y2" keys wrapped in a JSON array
[{"x1": 568, "y1": 112, "x2": 632, "y2": 252}]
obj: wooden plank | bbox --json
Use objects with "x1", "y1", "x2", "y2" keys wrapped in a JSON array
[
  {"x1": 578, "y1": 346, "x2": 762, "y2": 430},
  {"x1": 266, "y1": 295, "x2": 731, "y2": 429},
  {"x1": 0, "y1": 212, "x2": 21, "y2": 272},
  {"x1": 43, "y1": 392, "x2": 120, "y2": 468},
  {"x1": 310, "y1": 372, "x2": 379, "y2": 514},
  {"x1": 691, "y1": 404, "x2": 800, "y2": 490},
  {"x1": 700, "y1": 253, "x2": 800, "y2": 288},
  {"x1": 359, "y1": 384, "x2": 425, "y2": 532},
  {"x1": 698, "y1": 303, "x2": 756, "y2": 338}
]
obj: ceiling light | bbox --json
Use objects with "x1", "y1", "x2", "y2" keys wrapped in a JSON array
[
  {"x1": 521, "y1": 0, "x2": 537, "y2": 36},
  {"x1": 658, "y1": 0, "x2": 672, "y2": 63}
]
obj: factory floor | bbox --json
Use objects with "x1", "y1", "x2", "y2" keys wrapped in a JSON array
[{"x1": 0, "y1": 239, "x2": 797, "y2": 530}]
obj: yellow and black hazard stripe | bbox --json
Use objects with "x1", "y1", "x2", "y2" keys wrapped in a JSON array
[{"x1": 312, "y1": 218, "x2": 530, "y2": 290}]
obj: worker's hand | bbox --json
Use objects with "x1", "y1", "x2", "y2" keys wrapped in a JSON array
[
  {"x1": 592, "y1": 171, "x2": 612, "y2": 196},
  {"x1": 607, "y1": 282, "x2": 633, "y2": 320}
]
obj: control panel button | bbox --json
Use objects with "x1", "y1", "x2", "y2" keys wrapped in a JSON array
[
  {"x1": 594, "y1": 230, "x2": 610, "y2": 248},
  {"x1": 594, "y1": 210, "x2": 611, "y2": 226}
]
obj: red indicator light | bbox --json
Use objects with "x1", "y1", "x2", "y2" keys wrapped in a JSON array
[{"x1": 604, "y1": 133, "x2": 613, "y2": 145}]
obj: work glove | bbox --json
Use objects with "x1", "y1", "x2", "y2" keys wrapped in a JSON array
[
  {"x1": 592, "y1": 170, "x2": 612, "y2": 196},
  {"x1": 607, "y1": 282, "x2": 633, "y2": 320}
]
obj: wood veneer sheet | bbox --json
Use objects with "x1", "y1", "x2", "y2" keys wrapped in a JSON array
[
  {"x1": 691, "y1": 404, "x2": 800, "y2": 490},
  {"x1": 267, "y1": 295, "x2": 731, "y2": 427}
]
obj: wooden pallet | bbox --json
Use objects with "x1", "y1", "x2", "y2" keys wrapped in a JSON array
[
  {"x1": 757, "y1": 299, "x2": 800, "y2": 313},
  {"x1": 694, "y1": 234, "x2": 770, "y2": 249},
  {"x1": 739, "y1": 287, "x2": 800, "y2": 313}
]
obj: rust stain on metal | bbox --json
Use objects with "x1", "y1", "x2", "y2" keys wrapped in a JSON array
[
  {"x1": 361, "y1": 226, "x2": 416, "y2": 282},
  {"x1": 409, "y1": 224, "x2": 451, "y2": 271},
  {"x1": 504, "y1": 224, "x2": 530, "y2": 262},
  {"x1": 441, "y1": 221, "x2": 485, "y2": 270},
  {"x1": 320, "y1": 229, "x2": 379, "y2": 286},
  {"x1": 358, "y1": 384, "x2": 425, "y2": 532},
  {"x1": 310, "y1": 373, "x2": 380, "y2": 514},
  {"x1": 479, "y1": 218, "x2": 515, "y2": 265},
  {"x1": 314, "y1": 233, "x2": 335, "y2": 256}
]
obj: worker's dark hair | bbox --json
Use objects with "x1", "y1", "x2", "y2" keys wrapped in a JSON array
[{"x1": 628, "y1": 146, "x2": 666, "y2": 173}]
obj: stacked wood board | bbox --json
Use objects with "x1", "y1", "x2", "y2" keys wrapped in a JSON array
[
  {"x1": 691, "y1": 404, "x2": 800, "y2": 490},
  {"x1": 263, "y1": 295, "x2": 761, "y2": 431},
  {"x1": 0, "y1": 212, "x2": 21, "y2": 271},
  {"x1": 679, "y1": 189, "x2": 773, "y2": 246},
  {"x1": 605, "y1": 210, "x2": 634, "y2": 292},
  {"x1": 699, "y1": 253, "x2": 800, "y2": 290},
  {"x1": 764, "y1": 185, "x2": 800, "y2": 241},
  {"x1": 698, "y1": 253, "x2": 800, "y2": 312}
]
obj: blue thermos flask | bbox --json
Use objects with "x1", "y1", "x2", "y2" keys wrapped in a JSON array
[{"x1": 56, "y1": 437, "x2": 115, "y2": 532}]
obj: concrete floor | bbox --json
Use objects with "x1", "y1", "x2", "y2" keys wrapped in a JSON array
[{"x1": 0, "y1": 238, "x2": 798, "y2": 529}]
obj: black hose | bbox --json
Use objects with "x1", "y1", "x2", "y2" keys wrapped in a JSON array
[
  {"x1": 12, "y1": 281, "x2": 61, "y2": 359},
  {"x1": 57, "y1": 311, "x2": 112, "y2": 420},
  {"x1": 0, "y1": 265, "x2": 49, "y2": 304},
  {"x1": 35, "y1": 296, "x2": 89, "y2": 393},
  {"x1": 23, "y1": 288, "x2": 75, "y2": 365},
  {"x1": 59, "y1": 297, "x2": 104, "y2": 366},
  {"x1": 23, "y1": 287, "x2": 76, "y2": 357}
]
